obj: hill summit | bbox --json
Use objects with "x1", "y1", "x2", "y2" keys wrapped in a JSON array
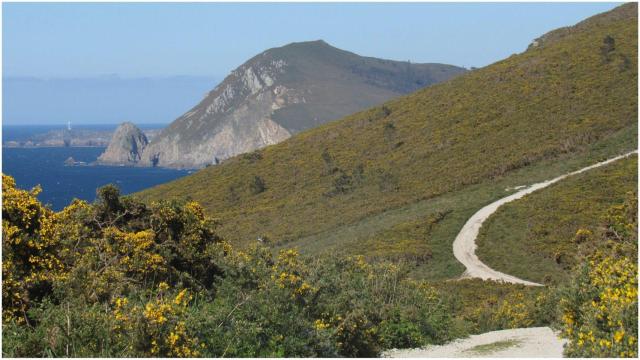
[{"x1": 137, "y1": 40, "x2": 466, "y2": 168}]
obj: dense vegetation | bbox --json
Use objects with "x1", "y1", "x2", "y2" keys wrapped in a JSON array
[
  {"x1": 138, "y1": 4, "x2": 637, "y2": 269},
  {"x1": 4, "y1": 171, "x2": 636, "y2": 357},
  {"x1": 556, "y1": 191, "x2": 637, "y2": 357},
  {"x1": 2, "y1": 176, "x2": 478, "y2": 357},
  {"x1": 476, "y1": 156, "x2": 637, "y2": 284}
]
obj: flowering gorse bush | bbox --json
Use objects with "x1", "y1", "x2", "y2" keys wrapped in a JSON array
[
  {"x1": 491, "y1": 292, "x2": 536, "y2": 328},
  {"x1": 559, "y1": 192, "x2": 638, "y2": 357},
  {"x1": 112, "y1": 287, "x2": 204, "y2": 357},
  {"x1": 2, "y1": 175, "x2": 66, "y2": 323},
  {"x1": 2, "y1": 177, "x2": 460, "y2": 357}
]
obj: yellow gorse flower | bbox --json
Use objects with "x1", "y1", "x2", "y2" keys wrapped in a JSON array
[
  {"x1": 2, "y1": 175, "x2": 67, "y2": 322},
  {"x1": 112, "y1": 288, "x2": 201, "y2": 357}
]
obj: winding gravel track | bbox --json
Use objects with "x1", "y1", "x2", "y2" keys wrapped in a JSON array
[
  {"x1": 453, "y1": 150, "x2": 638, "y2": 286},
  {"x1": 385, "y1": 151, "x2": 637, "y2": 358}
]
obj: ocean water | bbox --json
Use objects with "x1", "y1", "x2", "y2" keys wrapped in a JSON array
[{"x1": 2, "y1": 125, "x2": 191, "y2": 211}]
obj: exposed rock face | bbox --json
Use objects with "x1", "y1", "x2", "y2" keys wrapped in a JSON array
[
  {"x1": 139, "y1": 40, "x2": 467, "y2": 168},
  {"x1": 97, "y1": 122, "x2": 149, "y2": 165}
]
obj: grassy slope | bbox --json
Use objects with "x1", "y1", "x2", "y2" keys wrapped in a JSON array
[
  {"x1": 138, "y1": 4, "x2": 637, "y2": 280},
  {"x1": 278, "y1": 131, "x2": 636, "y2": 280},
  {"x1": 475, "y1": 156, "x2": 637, "y2": 285}
]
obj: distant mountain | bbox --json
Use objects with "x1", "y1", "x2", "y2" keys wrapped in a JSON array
[
  {"x1": 97, "y1": 122, "x2": 149, "y2": 165},
  {"x1": 138, "y1": 4, "x2": 637, "y2": 252},
  {"x1": 2, "y1": 128, "x2": 113, "y2": 148},
  {"x1": 138, "y1": 40, "x2": 466, "y2": 168}
]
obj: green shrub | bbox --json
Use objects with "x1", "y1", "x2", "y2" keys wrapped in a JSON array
[
  {"x1": 249, "y1": 175, "x2": 267, "y2": 194},
  {"x1": 434, "y1": 279, "x2": 556, "y2": 334}
]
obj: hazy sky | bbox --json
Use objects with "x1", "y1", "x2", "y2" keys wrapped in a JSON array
[
  {"x1": 3, "y1": 75, "x2": 219, "y2": 125},
  {"x1": 3, "y1": 2, "x2": 621, "y2": 78}
]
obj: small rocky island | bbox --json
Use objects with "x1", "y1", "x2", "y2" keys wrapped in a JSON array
[
  {"x1": 96, "y1": 122, "x2": 149, "y2": 166},
  {"x1": 63, "y1": 157, "x2": 88, "y2": 166}
]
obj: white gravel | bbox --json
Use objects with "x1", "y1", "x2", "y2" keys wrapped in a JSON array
[
  {"x1": 382, "y1": 327, "x2": 567, "y2": 358},
  {"x1": 452, "y1": 151, "x2": 637, "y2": 286}
]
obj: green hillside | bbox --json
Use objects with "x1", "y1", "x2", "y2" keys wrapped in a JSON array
[
  {"x1": 138, "y1": 4, "x2": 637, "y2": 276},
  {"x1": 476, "y1": 156, "x2": 637, "y2": 285}
]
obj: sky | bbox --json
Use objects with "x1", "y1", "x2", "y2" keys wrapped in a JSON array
[
  {"x1": 2, "y1": 2, "x2": 622, "y2": 124},
  {"x1": 3, "y1": 75, "x2": 219, "y2": 125}
]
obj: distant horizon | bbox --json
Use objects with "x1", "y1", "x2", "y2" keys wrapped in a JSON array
[
  {"x1": 3, "y1": 74, "x2": 221, "y2": 80},
  {"x1": 2, "y1": 75, "x2": 221, "y2": 125},
  {"x1": 2, "y1": 122, "x2": 170, "y2": 127}
]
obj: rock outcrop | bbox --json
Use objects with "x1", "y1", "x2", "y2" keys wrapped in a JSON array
[
  {"x1": 97, "y1": 122, "x2": 149, "y2": 165},
  {"x1": 138, "y1": 40, "x2": 466, "y2": 168}
]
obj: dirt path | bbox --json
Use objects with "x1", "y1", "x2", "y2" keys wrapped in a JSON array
[
  {"x1": 452, "y1": 150, "x2": 637, "y2": 286},
  {"x1": 382, "y1": 327, "x2": 567, "y2": 358},
  {"x1": 385, "y1": 151, "x2": 637, "y2": 358}
]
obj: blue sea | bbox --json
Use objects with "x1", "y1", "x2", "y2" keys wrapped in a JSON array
[{"x1": 2, "y1": 125, "x2": 191, "y2": 211}]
